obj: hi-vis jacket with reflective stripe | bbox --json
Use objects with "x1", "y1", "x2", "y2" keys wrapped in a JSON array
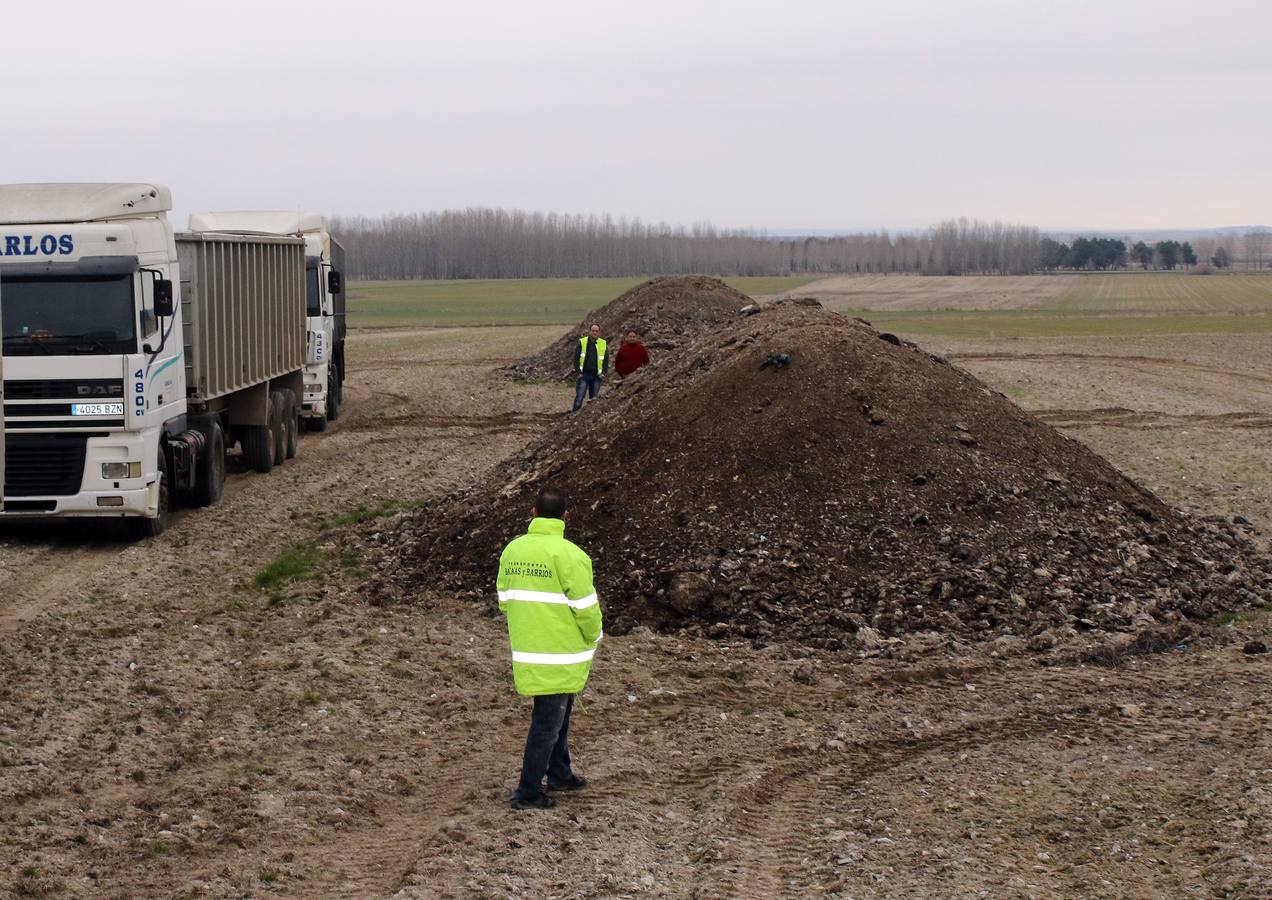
[
  {"x1": 497, "y1": 517, "x2": 603, "y2": 696},
  {"x1": 577, "y1": 336, "x2": 607, "y2": 375}
]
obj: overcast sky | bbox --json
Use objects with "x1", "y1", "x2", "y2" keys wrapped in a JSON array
[{"x1": 2, "y1": 0, "x2": 1268, "y2": 232}]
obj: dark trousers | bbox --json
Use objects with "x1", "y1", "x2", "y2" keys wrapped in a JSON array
[
  {"x1": 513, "y1": 693, "x2": 575, "y2": 800},
  {"x1": 572, "y1": 374, "x2": 601, "y2": 411}
]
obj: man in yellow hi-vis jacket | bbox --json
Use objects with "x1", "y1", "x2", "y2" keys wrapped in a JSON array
[
  {"x1": 572, "y1": 323, "x2": 607, "y2": 412},
  {"x1": 497, "y1": 486, "x2": 603, "y2": 810}
]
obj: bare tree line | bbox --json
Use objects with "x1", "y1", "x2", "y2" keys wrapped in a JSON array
[
  {"x1": 1182, "y1": 231, "x2": 1268, "y2": 271},
  {"x1": 1242, "y1": 229, "x2": 1269, "y2": 270},
  {"x1": 331, "y1": 209, "x2": 1270, "y2": 279}
]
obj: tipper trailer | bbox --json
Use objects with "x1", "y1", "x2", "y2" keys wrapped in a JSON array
[
  {"x1": 0, "y1": 183, "x2": 307, "y2": 537},
  {"x1": 187, "y1": 211, "x2": 346, "y2": 430}
]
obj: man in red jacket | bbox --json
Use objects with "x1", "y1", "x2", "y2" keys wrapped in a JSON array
[{"x1": 614, "y1": 330, "x2": 650, "y2": 379}]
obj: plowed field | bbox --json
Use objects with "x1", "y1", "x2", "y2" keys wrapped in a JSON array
[{"x1": 1, "y1": 283, "x2": 1270, "y2": 898}]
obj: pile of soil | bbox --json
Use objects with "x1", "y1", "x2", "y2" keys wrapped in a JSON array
[
  {"x1": 375, "y1": 302, "x2": 1271, "y2": 649},
  {"x1": 504, "y1": 275, "x2": 753, "y2": 380}
]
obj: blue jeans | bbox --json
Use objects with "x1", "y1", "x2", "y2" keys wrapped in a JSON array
[
  {"x1": 513, "y1": 693, "x2": 575, "y2": 800},
  {"x1": 573, "y1": 374, "x2": 601, "y2": 411}
]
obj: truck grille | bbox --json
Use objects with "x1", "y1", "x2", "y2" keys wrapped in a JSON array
[
  {"x1": 4, "y1": 379, "x2": 125, "y2": 401},
  {"x1": 4, "y1": 381, "x2": 128, "y2": 431},
  {"x1": 4, "y1": 433, "x2": 90, "y2": 497}
]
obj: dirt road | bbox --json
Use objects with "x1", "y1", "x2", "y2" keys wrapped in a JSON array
[
  {"x1": 771, "y1": 275, "x2": 1075, "y2": 311},
  {"x1": 1, "y1": 323, "x2": 1269, "y2": 898}
]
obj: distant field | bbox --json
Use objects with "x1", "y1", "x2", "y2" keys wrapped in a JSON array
[
  {"x1": 346, "y1": 272, "x2": 1272, "y2": 336},
  {"x1": 780, "y1": 274, "x2": 1074, "y2": 311},
  {"x1": 858, "y1": 309, "x2": 1272, "y2": 339},
  {"x1": 799, "y1": 272, "x2": 1272, "y2": 338},
  {"x1": 347, "y1": 276, "x2": 816, "y2": 328},
  {"x1": 1053, "y1": 273, "x2": 1272, "y2": 314}
]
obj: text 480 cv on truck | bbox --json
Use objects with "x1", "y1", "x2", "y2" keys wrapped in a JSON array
[{"x1": 0, "y1": 183, "x2": 309, "y2": 537}]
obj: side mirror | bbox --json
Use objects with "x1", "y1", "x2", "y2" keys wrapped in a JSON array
[
  {"x1": 327, "y1": 271, "x2": 343, "y2": 295},
  {"x1": 154, "y1": 279, "x2": 175, "y2": 317}
]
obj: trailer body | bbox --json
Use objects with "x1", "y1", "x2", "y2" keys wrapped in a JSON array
[
  {"x1": 177, "y1": 232, "x2": 305, "y2": 413},
  {"x1": 186, "y1": 212, "x2": 346, "y2": 428}
]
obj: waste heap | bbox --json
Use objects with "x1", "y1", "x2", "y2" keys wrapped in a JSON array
[
  {"x1": 504, "y1": 275, "x2": 752, "y2": 380},
  {"x1": 378, "y1": 302, "x2": 1271, "y2": 649}
]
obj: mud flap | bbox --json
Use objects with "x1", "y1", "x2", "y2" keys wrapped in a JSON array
[
  {"x1": 143, "y1": 477, "x2": 161, "y2": 518},
  {"x1": 227, "y1": 381, "x2": 270, "y2": 428}
]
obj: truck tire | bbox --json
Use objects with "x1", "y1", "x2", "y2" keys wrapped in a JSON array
[
  {"x1": 326, "y1": 364, "x2": 341, "y2": 422},
  {"x1": 129, "y1": 452, "x2": 171, "y2": 539},
  {"x1": 242, "y1": 414, "x2": 275, "y2": 473},
  {"x1": 270, "y1": 391, "x2": 287, "y2": 465},
  {"x1": 190, "y1": 422, "x2": 226, "y2": 507},
  {"x1": 284, "y1": 391, "x2": 299, "y2": 459}
]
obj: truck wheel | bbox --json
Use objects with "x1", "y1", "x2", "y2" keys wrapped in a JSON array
[
  {"x1": 190, "y1": 422, "x2": 226, "y2": 507},
  {"x1": 129, "y1": 452, "x2": 171, "y2": 539},
  {"x1": 326, "y1": 365, "x2": 341, "y2": 422},
  {"x1": 270, "y1": 391, "x2": 287, "y2": 465},
  {"x1": 284, "y1": 391, "x2": 299, "y2": 459},
  {"x1": 241, "y1": 402, "x2": 275, "y2": 474}
]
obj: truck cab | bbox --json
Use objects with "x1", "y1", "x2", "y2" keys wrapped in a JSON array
[
  {"x1": 186, "y1": 212, "x2": 346, "y2": 431},
  {"x1": 0, "y1": 183, "x2": 184, "y2": 531}
]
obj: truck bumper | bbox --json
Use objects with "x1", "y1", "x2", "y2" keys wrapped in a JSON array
[
  {"x1": 301, "y1": 364, "x2": 327, "y2": 418},
  {"x1": 2, "y1": 431, "x2": 160, "y2": 519},
  {"x1": 0, "y1": 485, "x2": 154, "y2": 518}
]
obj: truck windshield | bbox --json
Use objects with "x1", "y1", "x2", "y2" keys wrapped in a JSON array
[
  {"x1": 306, "y1": 268, "x2": 322, "y2": 317},
  {"x1": 1, "y1": 273, "x2": 137, "y2": 356}
]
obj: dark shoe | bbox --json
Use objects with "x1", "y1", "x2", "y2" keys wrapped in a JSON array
[
  {"x1": 510, "y1": 792, "x2": 557, "y2": 810},
  {"x1": 547, "y1": 774, "x2": 588, "y2": 792}
]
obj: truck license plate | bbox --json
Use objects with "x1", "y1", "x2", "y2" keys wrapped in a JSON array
[{"x1": 71, "y1": 403, "x2": 125, "y2": 416}]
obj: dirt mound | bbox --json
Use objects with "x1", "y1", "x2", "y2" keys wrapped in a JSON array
[
  {"x1": 505, "y1": 275, "x2": 753, "y2": 380},
  {"x1": 376, "y1": 303, "x2": 1271, "y2": 649}
]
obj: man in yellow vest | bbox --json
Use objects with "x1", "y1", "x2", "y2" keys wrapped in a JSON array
[
  {"x1": 572, "y1": 323, "x2": 607, "y2": 412},
  {"x1": 497, "y1": 486, "x2": 603, "y2": 809}
]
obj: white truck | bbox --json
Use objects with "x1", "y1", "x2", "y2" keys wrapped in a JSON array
[
  {"x1": 187, "y1": 211, "x2": 346, "y2": 431},
  {"x1": 0, "y1": 183, "x2": 306, "y2": 537}
]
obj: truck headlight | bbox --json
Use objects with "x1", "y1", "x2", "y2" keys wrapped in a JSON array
[{"x1": 102, "y1": 462, "x2": 142, "y2": 479}]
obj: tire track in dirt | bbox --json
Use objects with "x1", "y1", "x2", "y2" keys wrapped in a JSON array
[
  {"x1": 686, "y1": 698, "x2": 1120, "y2": 898},
  {"x1": 689, "y1": 758, "x2": 855, "y2": 898},
  {"x1": 277, "y1": 713, "x2": 521, "y2": 898},
  {"x1": 286, "y1": 797, "x2": 466, "y2": 898},
  {"x1": 1036, "y1": 407, "x2": 1272, "y2": 429},
  {"x1": 355, "y1": 360, "x2": 477, "y2": 371},
  {"x1": 949, "y1": 351, "x2": 1272, "y2": 386},
  {"x1": 340, "y1": 411, "x2": 562, "y2": 435},
  {"x1": 555, "y1": 658, "x2": 1128, "y2": 896},
  {"x1": 0, "y1": 544, "x2": 121, "y2": 634},
  {"x1": 678, "y1": 649, "x2": 1251, "y2": 898}
]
